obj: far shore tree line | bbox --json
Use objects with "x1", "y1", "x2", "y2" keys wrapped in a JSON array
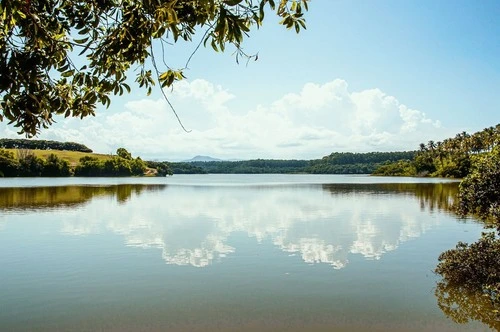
[
  {"x1": 0, "y1": 138, "x2": 417, "y2": 177},
  {"x1": 372, "y1": 125, "x2": 500, "y2": 178}
]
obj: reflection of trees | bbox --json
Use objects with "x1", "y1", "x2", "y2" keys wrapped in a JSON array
[
  {"x1": 435, "y1": 231, "x2": 500, "y2": 329},
  {"x1": 0, "y1": 184, "x2": 166, "y2": 211},
  {"x1": 435, "y1": 280, "x2": 500, "y2": 331},
  {"x1": 322, "y1": 182, "x2": 460, "y2": 214}
]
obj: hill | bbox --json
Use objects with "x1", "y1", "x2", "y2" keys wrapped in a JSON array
[{"x1": 183, "y1": 155, "x2": 223, "y2": 162}]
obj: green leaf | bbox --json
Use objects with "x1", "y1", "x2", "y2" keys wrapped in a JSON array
[
  {"x1": 74, "y1": 37, "x2": 89, "y2": 44},
  {"x1": 224, "y1": 0, "x2": 243, "y2": 5},
  {"x1": 122, "y1": 83, "x2": 131, "y2": 93},
  {"x1": 61, "y1": 70, "x2": 75, "y2": 77}
]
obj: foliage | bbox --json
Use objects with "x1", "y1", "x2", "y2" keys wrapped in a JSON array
[
  {"x1": 189, "y1": 159, "x2": 307, "y2": 174},
  {"x1": 0, "y1": 147, "x2": 73, "y2": 176},
  {"x1": 432, "y1": 127, "x2": 500, "y2": 328},
  {"x1": 373, "y1": 124, "x2": 500, "y2": 178},
  {"x1": 366, "y1": 160, "x2": 416, "y2": 176},
  {"x1": 436, "y1": 232, "x2": 500, "y2": 288},
  {"x1": 178, "y1": 152, "x2": 417, "y2": 174},
  {"x1": 1, "y1": 0, "x2": 309, "y2": 136},
  {"x1": 0, "y1": 148, "x2": 19, "y2": 176},
  {"x1": 413, "y1": 153, "x2": 436, "y2": 176},
  {"x1": 435, "y1": 231, "x2": 500, "y2": 327},
  {"x1": 116, "y1": 147, "x2": 132, "y2": 160},
  {"x1": 169, "y1": 162, "x2": 207, "y2": 174},
  {"x1": 103, "y1": 157, "x2": 132, "y2": 176},
  {"x1": 308, "y1": 151, "x2": 416, "y2": 174},
  {"x1": 74, "y1": 148, "x2": 147, "y2": 176},
  {"x1": 145, "y1": 160, "x2": 173, "y2": 176},
  {"x1": 0, "y1": 138, "x2": 92, "y2": 152},
  {"x1": 457, "y1": 146, "x2": 500, "y2": 224},
  {"x1": 16, "y1": 149, "x2": 45, "y2": 176},
  {"x1": 1, "y1": 143, "x2": 170, "y2": 177},
  {"x1": 313, "y1": 151, "x2": 417, "y2": 165},
  {"x1": 41, "y1": 153, "x2": 71, "y2": 176},
  {"x1": 130, "y1": 157, "x2": 147, "y2": 176},
  {"x1": 73, "y1": 156, "x2": 104, "y2": 176}
]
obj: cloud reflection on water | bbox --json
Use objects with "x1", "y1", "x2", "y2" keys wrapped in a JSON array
[{"x1": 0, "y1": 182, "x2": 459, "y2": 268}]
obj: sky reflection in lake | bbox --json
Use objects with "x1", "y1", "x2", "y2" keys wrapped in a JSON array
[
  {"x1": 0, "y1": 176, "x2": 489, "y2": 331},
  {"x1": 1, "y1": 181, "x2": 461, "y2": 268}
]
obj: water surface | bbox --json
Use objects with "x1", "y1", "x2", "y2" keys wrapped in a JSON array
[{"x1": 0, "y1": 175, "x2": 489, "y2": 331}]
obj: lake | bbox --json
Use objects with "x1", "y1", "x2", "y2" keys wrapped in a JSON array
[{"x1": 0, "y1": 175, "x2": 492, "y2": 331}]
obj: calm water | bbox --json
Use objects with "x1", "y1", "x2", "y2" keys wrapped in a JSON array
[{"x1": 0, "y1": 175, "x2": 491, "y2": 331}]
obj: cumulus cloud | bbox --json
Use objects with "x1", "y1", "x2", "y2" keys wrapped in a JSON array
[{"x1": 1, "y1": 78, "x2": 446, "y2": 160}]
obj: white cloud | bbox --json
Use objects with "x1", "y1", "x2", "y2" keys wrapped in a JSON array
[{"x1": 1, "y1": 78, "x2": 448, "y2": 160}]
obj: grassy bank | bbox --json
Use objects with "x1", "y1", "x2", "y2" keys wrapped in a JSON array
[{"x1": 4, "y1": 148, "x2": 113, "y2": 167}]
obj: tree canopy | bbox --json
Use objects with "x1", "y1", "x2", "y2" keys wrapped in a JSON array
[
  {"x1": 372, "y1": 124, "x2": 500, "y2": 178},
  {"x1": 1, "y1": 0, "x2": 308, "y2": 136},
  {"x1": 457, "y1": 145, "x2": 500, "y2": 223},
  {"x1": 0, "y1": 138, "x2": 92, "y2": 152}
]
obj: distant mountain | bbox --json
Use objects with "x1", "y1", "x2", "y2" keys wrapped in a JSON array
[{"x1": 183, "y1": 155, "x2": 223, "y2": 162}]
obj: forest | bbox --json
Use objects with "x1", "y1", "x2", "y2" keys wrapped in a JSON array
[
  {"x1": 186, "y1": 159, "x2": 308, "y2": 174},
  {"x1": 372, "y1": 125, "x2": 500, "y2": 178},
  {"x1": 0, "y1": 147, "x2": 153, "y2": 177},
  {"x1": 0, "y1": 138, "x2": 93, "y2": 153},
  {"x1": 174, "y1": 152, "x2": 416, "y2": 174},
  {"x1": 0, "y1": 145, "x2": 417, "y2": 177}
]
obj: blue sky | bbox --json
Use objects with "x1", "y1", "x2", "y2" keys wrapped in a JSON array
[{"x1": 2, "y1": 0, "x2": 499, "y2": 160}]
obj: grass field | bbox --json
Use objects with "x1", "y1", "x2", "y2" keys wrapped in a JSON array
[{"x1": 4, "y1": 149, "x2": 113, "y2": 166}]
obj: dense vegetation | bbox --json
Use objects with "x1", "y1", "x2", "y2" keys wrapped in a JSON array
[
  {"x1": 145, "y1": 161, "x2": 174, "y2": 176},
  {"x1": 435, "y1": 231, "x2": 500, "y2": 330},
  {"x1": 74, "y1": 155, "x2": 147, "y2": 177},
  {"x1": 431, "y1": 130, "x2": 500, "y2": 326},
  {"x1": 457, "y1": 146, "x2": 500, "y2": 222},
  {"x1": 169, "y1": 162, "x2": 208, "y2": 174},
  {"x1": 307, "y1": 151, "x2": 416, "y2": 174},
  {"x1": 188, "y1": 159, "x2": 308, "y2": 174},
  {"x1": 1, "y1": 0, "x2": 308, "y2": 136},
  {"x1": 0, "y1": 147, "x2": 167, "y2": 177},
  {"x1": 0, "y1": 138, "x2": 92, "y2": 153},
  {"x1": 1, "y1": 145, "x2": 418, "y2": 176},
  {"x1": 373, "y1": 125, "x2": 500, "y2": 178},
  {"x1": 0, "y1": 149, "x2": 71, "y2": 177},
  {"x1": 0, "y1": 144, "x2": 435, "y2": 176},
  {"x1": 178, "y1": 152, "x2": 416, "y2": 174}
]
